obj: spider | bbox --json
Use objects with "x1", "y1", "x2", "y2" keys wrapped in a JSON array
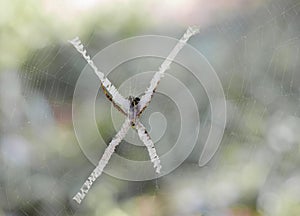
[
  {"x1": 69, "y1": 26, "x2": 199, "y2": 204},
  {"x1": 128, "y1": 96, "x2": 140, "y2": 127}
]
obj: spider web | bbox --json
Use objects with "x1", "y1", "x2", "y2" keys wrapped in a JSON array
[{"x1": 3, "y1": 0, "x2": 300, "y2": 215}]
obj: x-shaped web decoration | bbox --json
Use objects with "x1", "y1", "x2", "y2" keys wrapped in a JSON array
[{"x1": 69, "y1": 26, "x2": 199, "y2": 204}]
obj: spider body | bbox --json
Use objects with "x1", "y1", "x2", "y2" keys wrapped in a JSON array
[{"x1": 128, "y1": 96, "x2": 140, "y2": 127}]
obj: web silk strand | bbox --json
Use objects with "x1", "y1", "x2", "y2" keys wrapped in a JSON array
[{"x1": 73, "y1": 118, "x2": 131, "y2": 204}]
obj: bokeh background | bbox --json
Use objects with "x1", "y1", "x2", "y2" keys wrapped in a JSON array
[{"x1": 1, "y1": 0, "x2": 300, "y2": 215}]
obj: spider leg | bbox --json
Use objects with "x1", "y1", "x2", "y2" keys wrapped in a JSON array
[
  {"x1": 100, "y1": 84, "x2": 127, "y2": 116},
  {"x1": 73, "y1": 118, "x2": 131, "y2": 204},
  {"x1": 138, "y1": 26, "x2": 199, "y2": 116},
  {"x1": 135, "y1": 122, "x2": 162, "y2": 174},
  {"x1": 69, "y1": 37, "x2": 129, "y2": 115}
]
